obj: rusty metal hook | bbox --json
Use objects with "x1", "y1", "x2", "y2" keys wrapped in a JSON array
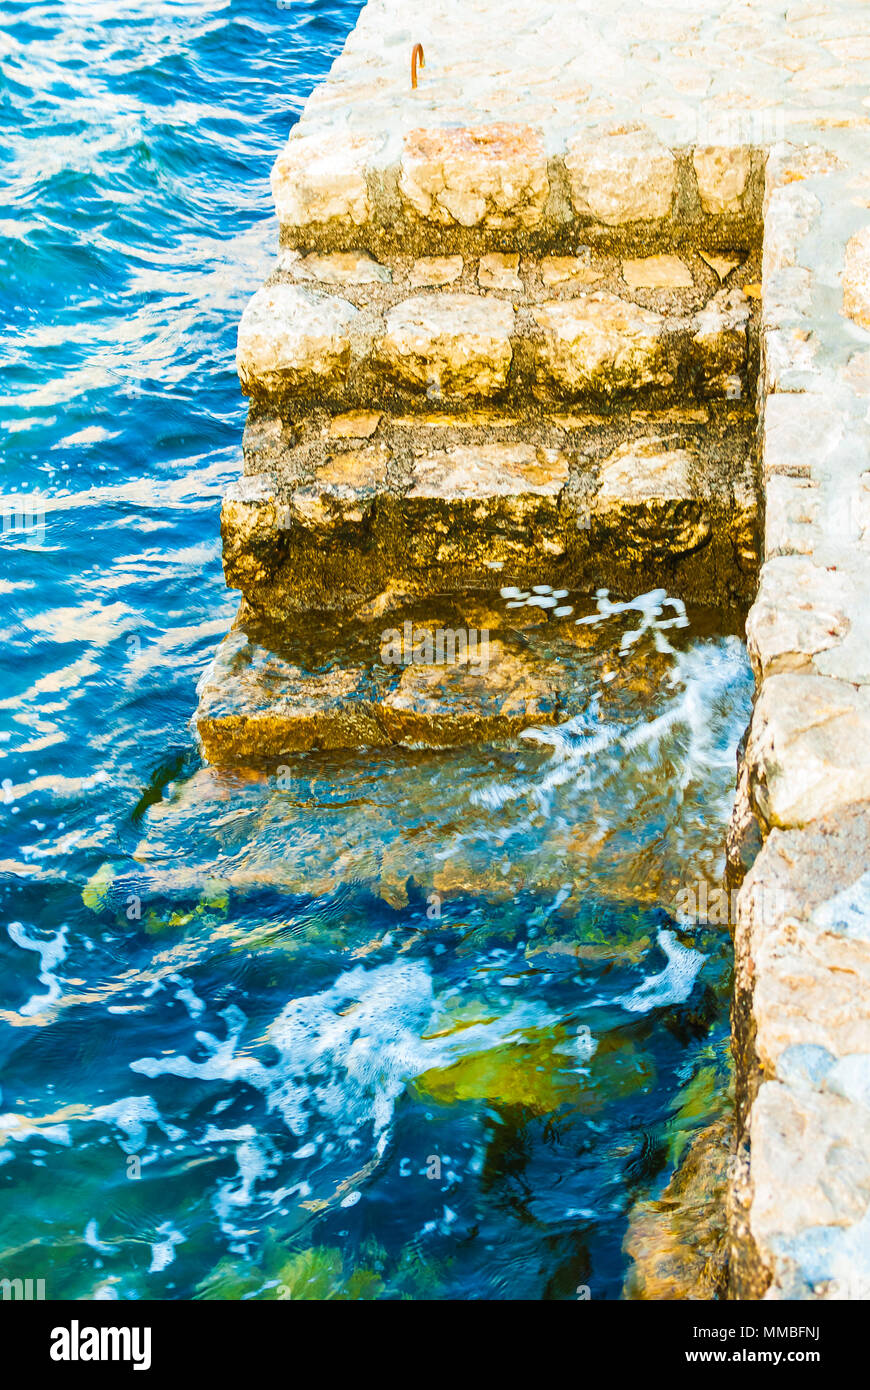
[{"x1": 411, "y1": 43, "x2": 425, "y2": 91}]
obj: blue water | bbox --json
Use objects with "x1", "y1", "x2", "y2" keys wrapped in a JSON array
[{"x1": 0, "y1": 0, "x2": 750, "y2": 1301}]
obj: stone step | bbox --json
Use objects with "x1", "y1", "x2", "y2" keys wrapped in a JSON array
[
  {"x1": 223, "y1": 407, "x2": 758, "y2": 622},
  {"x1": 271, "y1": 123, "x2": 763, "y2": 260},
  {"x1": 193, "y1": 586, "x2": 708, "y2": 763},
  {"x1": 236, "y1": 249, "x2": 757, "y2": 411}
]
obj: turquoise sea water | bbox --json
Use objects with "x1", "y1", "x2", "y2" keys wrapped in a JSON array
[{"x1": 0, "y1": 0, "x2": 751, "y2": 1300}]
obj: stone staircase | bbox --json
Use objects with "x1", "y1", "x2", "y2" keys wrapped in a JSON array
[{"x1": 198, "y1": 175, "x2": 761, "y2": 764}]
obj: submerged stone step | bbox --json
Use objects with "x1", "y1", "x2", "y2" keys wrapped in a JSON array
[
  {"x1": 223, "y1": 408, "x2": 757, "y2": 621},
  {"x1": 236, "y1": 252, "x2": 756, "y2": 410},
  {"x1": 192, "y1": 586, "x2": 724, "y2": 765},
  {"x1": 195, "y1": 610, "x2": 579, "y2": 761}
]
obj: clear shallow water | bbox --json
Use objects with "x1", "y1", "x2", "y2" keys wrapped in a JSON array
[{"x1": 0, "y1": 1, "x2": 751, "y2": 1300}]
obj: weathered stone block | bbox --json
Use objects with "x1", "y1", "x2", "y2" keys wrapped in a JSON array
[
  {"x1": 565, "y1": 129, "x2": 676, "y2": 225},
  {"x1": 409, "y1": 256, "x2": 463, "y2": 287},
  {"x1": 478, "y1": 253, "x2": 522, "y2": 291},
  {"x1": 692, "y1": 286, "x2": 749, "y2": 395},
  {"x1": 843, "y1": 225, "x2": 870, "y2": 330},
  {"x1": 765, "y1": 475, "x2": 819, "y2": 558},
  {"x1": 377, "y1": 293, "x2": 515, "y2": 397},
  {"x1": 540, "y1": 257, "x2": 601, "y2": 288},
  {"x1": 591, "y1": 439, "x2": 711, "y2": 558},
  {"x1": 237, "y1": 284, "x2": 358, "y2": 395},
  {"x1": 407, "y1": 442, "x2": 568, "y2": 500},
  {"x1": 750, "y1": 1083, "x2": 870, "y2": 1243},
  {"x1": 693, "y1": 145, "x2": 752, "y2": 215},
  {"x1": 622, "y1": 255, "x2": 693, "y2": 289},
  {"x1": 745, "y1": 673, "x2": 870, "y2": 828},
  {"x1": 399, "y1": 125, "x2": 549, "y2": 228},
  {"x1": 746, "y1": 556, "x2": 851, "y2": 679},
  {"x1": 532, "y1": 293, "x2": 671, "y2": 396},
  {"x1": 271, "y1": 131, "x2": 375, "y2": 227},
  {"x1": 291, "y1": 251, "x2": 391, "y2": 285}
]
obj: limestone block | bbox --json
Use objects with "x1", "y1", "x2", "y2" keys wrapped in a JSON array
[
  {"x1": 761, "y1": 393, "x2": 842, "y2": 482},
  {"x1": 236, "y1": 284, "x2": 358, "y2": 394},
  {"x1": 764, "y1": 325, "x2": 818, "y2": 392},
  {"x1": 762, "y1": 184, "x2": 820, "y2": 280},
  {"x1": 765, "y1": 475, "x2": 819, "y2": 557},
  {"x1": 271, "y1": 131, "x2": 375, "y2": 227},
  {"x1": 541, "y1": 257, "x2": 601, "y2": 288},
  {"x1": 761, "y1": 475, "x2": 817, "y2": 561},
  {"x1": 843, "y1": 226, "x2": 870, "y2": 330},
  {"x1": 195, "y1": 630, "x2": 388, "y2": 760},
  {"x1": 377, "y1": 293, "x2": 515, "y2": 397},
  {"x1": 566, "y1": 129, "x2": 677, "y2": 225},
  {"x1": 532, "y1": 293, "x2": 671, "y2": 396},
  {"x1": 292, "y1": 251, "x2": 391, "y2": 285},
  {"x1": 745, "y1": 673, "x2": 870, "y2": 828},
  {"x1": 622, "y1": 255, "x2": 693, "y2": 289},
  {"x1": 407, "y1": 443, "x2": 568, "y2": 500},
  {"x1": 693, "y1": 145, "x2": 752, "y2": 215},
  {"x1": 478, "y1": 253, "x2": 522, "y2": 292},
  {"x1": 409, "y1": 256, "x2": 463, "y2": 287},
  {"x1": 329, "y1": 411, "x2": 382, "y2": 439},
  {"x1": 754, "y1": 925, "x2": 870, "y2": 1066},
  {"x1": 746, "y1": 556, "x2": 851, "y2": 679},
  {"x1": 592, "y1": 439, "x2": 710, "y2": 556},
  {"x1": 692, "y1": 286, "x2": 749, "y2": 394},
  {"x1": 380, "y1": 639, "x2": 560, "y2": 745},
  {"x1": 699, "y1": 251, "x2": 741, "y2": 282},
  {"x1": 750, "y1": 1083, "x2": 870, "y2": 1243},
  {"x1": 399, "y1": 125, "x2": 549, "y2": 228}
]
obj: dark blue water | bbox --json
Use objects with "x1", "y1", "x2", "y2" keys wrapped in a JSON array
[{"x1": 0, "y1": 0, "x2": 749, "y2": 1301}]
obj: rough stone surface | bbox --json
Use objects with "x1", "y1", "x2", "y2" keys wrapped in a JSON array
[
  {"x1": 624, "y1": 1116, "x2": 732, "y2": 1300},
  {"x1": 622, "y1": 255, "x2": 693, "y2": 290},
  {"x1": 745, "y1": 675, "x2": 870, "y2": 831},
  {"x1": 222, "y1": 414, "x2": 756, "y2": 620},
  {"x1": 532, "y1": 293, "x2": 670, "y2": 396},
  {"x1": 566, "y1": 129, "x2": 676, "y2": 226},
  {"x1": 291, "y1": 251, "x2": 391, "y2": 285},
  {"x1": 271, "y1": 131, "x2": 374, "y2": 227},
  {"x1": 541, "y1": 256, "x2": 601, "y2": 288},
  {"x1": 843, "y1": 225, "x2": 870, "y2": 330},
  {"x1": 377, "y1": 293, "x2": 515, "y2": 397},
  {"x1": 399, "y1": 125, "x2": 549, "y2": 229},
  {"x1": 731, "y1": 807, "x2": 870, "y2": 1298},
  {"x1": 478, "y1": 252, "x2": 522, "y2": 291},
  {"x1": 409, "y1": 255, "x2": 463, "y2": 287},
  {"x1": 236, "y1": 284, "x2": 357, "y2": 395},
  {"x1": 692, "y1": 287, "x2": 749, "y2": 396},
  {"x1": 693, "y1": 146, "x2": 752, "y2": 216},
  {"x1": 746, "y1": 557, "x2": 851, "y2": 680}
]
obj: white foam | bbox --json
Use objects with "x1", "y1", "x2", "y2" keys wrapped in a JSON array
[
  {"x1": 148, "y1": 1222, "x2": 185, "y2": 1274},
  {"x1": 129, "y1": 959, "x2": 591, "y2": 1200},
  {"x1": 7, "y1": 921, "x2": 68, "y2": 1016},
  {"x1": 84, "y1": 1219, "x2": 114, "y2": 1255},
  {"x1": 617, "y1": 929, "x2": 705, "y2": 1014},
  {"x1": 89, "y1": 1095, "x2": 184, "y2": 1153}
]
